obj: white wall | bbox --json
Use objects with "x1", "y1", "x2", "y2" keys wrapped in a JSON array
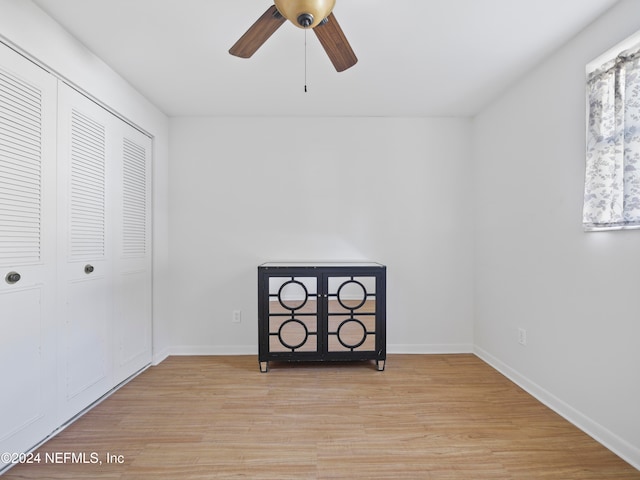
[
  {"x1": 473, "y1": 0, "x2": 640, "y2": 468},
  {"x1": 0, "y1": 0, "x2": 172, "y2": 362},
  {"x1": 168, "y1": 117, "x2": 474, "y2": 354}
]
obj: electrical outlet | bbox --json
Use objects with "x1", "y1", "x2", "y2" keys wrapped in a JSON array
[
  {"x1": 518, "y1": 328, "x2": 527, "y2": 346},
  {"x1": 232, "y1": 310, "x2": 242, "y2": 324}
]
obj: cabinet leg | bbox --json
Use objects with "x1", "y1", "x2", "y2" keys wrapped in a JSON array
[
  {"x1": 376, "y1": 360, "x2": 385, "y2": 371},
  {"x1": 259, "y1": 361, "x2": 269, "y2": 373}
]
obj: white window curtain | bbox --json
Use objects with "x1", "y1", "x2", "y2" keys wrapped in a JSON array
[{"x1": 583, "y1": 42, "x2": 640, "y2": 231}]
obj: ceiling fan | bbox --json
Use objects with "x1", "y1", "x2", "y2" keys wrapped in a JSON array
[{"x1": 229, "y1": 0, "x2": 357, "y2": 72}]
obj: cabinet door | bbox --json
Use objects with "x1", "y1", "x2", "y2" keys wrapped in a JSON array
[
  {"x1": 264, "y1": 275, "x2": 320, "y2": 355},
  {"x1": 0, "y1": 43, "x2": 57, "y2": 465},
  {"x1": 57, "y1": 83, "x2": 114, "y2": 421},
  {"x1": 112, "y1": 123, "x2": 152, "y2": 384},
  {"x1": 326, "y1": 274, "x2": 379, "y2": 354}
]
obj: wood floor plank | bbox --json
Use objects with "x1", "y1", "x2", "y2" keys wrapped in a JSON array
[{"x1": 3, "y1": 354, "x2": 639, "y2": 479}]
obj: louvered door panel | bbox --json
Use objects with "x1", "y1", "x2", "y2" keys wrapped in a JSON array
[
  {"x1": 0, "y1": 43, "x2": 57, "y2": 471},
  {"x1": 0, "y1": 68, "x2": 43, "y2": 265},
  {"x1": 57, "y1": 83, "x2": 112, "y2": 422},
  {"x1": 69, "y1": 109, "x2": 106, "y2": 259},
  {"x1": 114, "y1": 126, "x2": 152, "y2": 384},
  {"x1": 122, "y1": 136, "x2": 146, "y2": 257}
]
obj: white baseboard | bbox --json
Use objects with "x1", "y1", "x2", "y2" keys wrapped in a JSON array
[
  {"x1": 155, "y1": 343, "x2": 473, "y2": 360},
  {"x1": 152, "y1": 347, "x2": 171, "y2": 365},
  {"x1": 474, "y1": 346, "x2": 640, "y2": 471},
  {"x1": 160, "y1": 345, "x2": 257, "y2": 357},
  {"x1": 389, "y1": 343, "x2": 474, "y2": 354}
]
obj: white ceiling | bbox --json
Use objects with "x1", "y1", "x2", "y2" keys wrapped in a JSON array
[{"x1": 31, "y1": 0, "x2": 619, "y2": 117}]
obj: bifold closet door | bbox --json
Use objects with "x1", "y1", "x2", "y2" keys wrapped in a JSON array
[
  {"x1": 57, "y1": 84, "x2": 115, "y2": 421},
  {"x1": 112, "y1": 120, "x2": 152, "y2": 385},
  {"x1": 0, "y1": 41, "x2": 152, "y2": 466},
  {"x1": 57, "y1": 83, "x2": 152, "y2": 420},
  {"x1": 0, "y1": 43, "x2": 58, "y2": 466}
]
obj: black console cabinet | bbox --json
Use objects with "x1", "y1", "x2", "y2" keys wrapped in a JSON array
[{"x1": 257, "y1": 262, "x2": 386, "y2": 372}]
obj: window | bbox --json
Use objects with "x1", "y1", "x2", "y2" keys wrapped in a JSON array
[{"x1": 583, "y1": 34, "x2": 640, "y2": 231}]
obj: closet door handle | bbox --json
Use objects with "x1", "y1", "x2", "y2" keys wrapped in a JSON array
[
  {"x1": 5, "y1": 271, "x2": 21, "y2": 284},
  {"x1": 84, "y1": 264, "x2": 95, "y2": 274}
]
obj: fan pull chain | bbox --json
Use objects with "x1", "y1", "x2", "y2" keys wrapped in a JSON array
[{"x1": 304, "y1": 28, "x2": 308, "y2": 93}]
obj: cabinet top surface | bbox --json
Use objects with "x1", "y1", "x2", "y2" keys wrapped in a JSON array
[{"x1": 260, "y1": 262, "x2": 385, "y2": 268}]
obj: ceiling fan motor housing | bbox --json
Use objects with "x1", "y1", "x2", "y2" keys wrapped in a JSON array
[{"x1": 274, "y1": 0, "x2": 336, "y2": 29}]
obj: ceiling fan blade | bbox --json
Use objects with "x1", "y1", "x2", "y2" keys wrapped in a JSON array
[
  {"x1": 313, "y1": 13, "x2": 357, "y2": 72},
  {"x1": 229, "y1": 5, "x2": 286, "y2": 58}
]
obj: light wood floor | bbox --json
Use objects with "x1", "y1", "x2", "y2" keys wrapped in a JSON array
[{"x1": 4, "y1": 355, "x2": 639, "y2": 479}]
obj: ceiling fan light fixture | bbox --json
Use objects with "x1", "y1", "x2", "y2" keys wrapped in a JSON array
[
  {"x1": 297, "y1": 13, "x2": 314, "y2": 28},
  {"x1": 274, "y1": 0, "x2": 336, "y2": 29}
]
